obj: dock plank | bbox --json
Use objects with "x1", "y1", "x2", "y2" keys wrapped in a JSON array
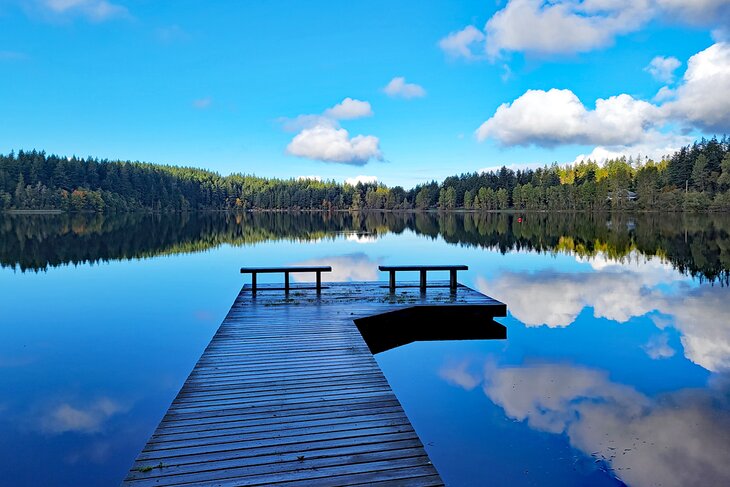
[{"x1": 122, "y1": 281, "x2": 505, "y2": 486}]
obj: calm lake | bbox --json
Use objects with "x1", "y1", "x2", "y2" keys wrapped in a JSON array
[{"x1": 1, "y1": 211, "x2": 729, "y2": 486}]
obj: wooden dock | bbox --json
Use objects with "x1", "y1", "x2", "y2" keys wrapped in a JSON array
[{"x1": 122, "y1": 278, "x2": 506, "y2": 486}]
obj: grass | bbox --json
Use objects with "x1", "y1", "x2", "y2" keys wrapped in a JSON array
[{"x1": 134, "y1": 462, "x2": 165, "y2": 473}]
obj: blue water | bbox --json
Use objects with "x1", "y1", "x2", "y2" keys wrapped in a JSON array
[{"x1": 1, "y1": 212, "x2": 729, "y2": 486}]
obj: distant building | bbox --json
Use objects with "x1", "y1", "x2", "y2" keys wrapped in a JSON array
[{"x1": 607, "y1": 190, "x2": 638, "y2": 201}]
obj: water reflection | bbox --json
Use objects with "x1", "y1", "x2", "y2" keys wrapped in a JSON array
[
  {"x1": 477, "y1": 256, "x2": 730, "y2": 372},
  {"x1": 2, "y1": 211, "x2": 730, "y2": 486},
  {"x1": 440, "y1": 360, "x2": 730, "y2": 487},
  {"x1": 37, "y1": 397, "x2": 129, "y2": 435},
  {"x1": 2, "y1": 212, "x2": 730, "y2": 283},
  {"x1": 292, "y1": 252, "x2": 382, "y2": 282}
]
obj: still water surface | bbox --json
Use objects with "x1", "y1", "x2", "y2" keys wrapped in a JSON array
[{"x1": 1, "y1": 212, "x2": 729, "y2": 486}]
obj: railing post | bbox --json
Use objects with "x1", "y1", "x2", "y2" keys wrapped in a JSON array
[
  {"x1": 316, "y1": 271, "x2": 322, "y2": 291},
  {"x1": 251, "y1": 272, "x2": 257, "y2": 293},
  {"x1": 389, "y1": 271, "x2": 396, "y2": 292},
  {"x1": 450, "y1": 269, "x2": 457, "y2": 290},
  {"x1": 420, "y1": 270, "x2": 427, "y2": 291},
  {"x1": 284, "y1": 272, "x2": 290, "y2": 292}
]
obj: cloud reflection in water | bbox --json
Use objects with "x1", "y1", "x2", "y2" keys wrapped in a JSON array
[
  {"x1": 478, "y1": 252, "x2": 730, "y2": 372},
  {"x1": 440, "y1": 360, "x2": 730, "y2": 487},
  {"x1": 291, "y1": 252, "x2": 381, "y2": 282}
]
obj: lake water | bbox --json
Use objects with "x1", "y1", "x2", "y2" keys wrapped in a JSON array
[{"x1": 1, "y1": 212, "x2": 729, "y2": 486}]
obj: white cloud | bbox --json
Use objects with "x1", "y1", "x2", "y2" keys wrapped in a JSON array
[
  {"x1": 383, "y1": 77, "x2": 426, "y2": 99},
  {"x1": 572, "y1": 131, "x2": 694, "y2": 163},
  {"x1": 657, "y1": 0, "x2": 730, "y2": 26},
  {"x1": 645, "y1": 55, "x2": 682, "y2": 83},
  {"x1": 40, "y1": 0, "x2": 129, "y2": 21},
  {"x1": 476, "y1": 88, "x2": 662, "y2": 147},
  {"x1": 476, "y1": 43, "x2": 730, "y2": 158},
  {"x1": 483, "y1": 0, "x2": 652, "y2": 58},
  {"x1": 663, "y1": 42, "x2": 730, "y2": 132},
  {"x1": 291, "y1": 253, "x2": 381, "y2": 282},
  {"x1": 287, "y1": 125, "x2": 381, "y2": 165},
  {"x1": 192, "y1": 97, "x2": 212, "y2": 109},
  {"x1": 441, "y1": 0, "x2": 730, "y2": 59},
  {"x1": 478, "y1": 161, "x2": 545, "y2": 174},
  {"x1": 653, "y1": 85, "x2": 676, "y2": 102},
  {"x1": 438, "y1": 25, "x2": 486, "y2": 59},
  {"x1": 283, "y1": 98, "x2": 381, "y2": 165},
  {"x1": 345, "y1": 175, "x2": 378, "y2": 186},
  {"x1": 323, "y1": 98, "x2": 373, "y2": 120}
]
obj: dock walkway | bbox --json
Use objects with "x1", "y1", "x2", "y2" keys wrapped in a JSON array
[{"x1": 123, "y1": 281, "x2": 506, "y2": 486}]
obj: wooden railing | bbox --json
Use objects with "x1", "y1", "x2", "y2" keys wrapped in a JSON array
[
  {"x1": 378, "y1": 265, "x2": 468, "y2": 291},
  {"x1": 240, "y1": 266, "x2": 332, "y2": 292}
]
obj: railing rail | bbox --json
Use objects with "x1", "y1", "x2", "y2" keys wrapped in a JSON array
[
  {"x1": 240, "y1": 266, "x2": 332, "y2": 292},
  {"x1": 378, "y1": 265, "x2": 468, "y2": 291}
]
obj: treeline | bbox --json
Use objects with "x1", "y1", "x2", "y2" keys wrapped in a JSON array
[
  {"x1": 2, "y1": 212, "x2": 728, "y2": 283},
  {"x1": 1, "y1": 137, "x2": 729, "y2": 212}
]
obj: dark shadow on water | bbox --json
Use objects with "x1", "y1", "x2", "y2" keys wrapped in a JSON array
[{"x1": 356, "y1": 304, "x2": 507, "y2": 354}]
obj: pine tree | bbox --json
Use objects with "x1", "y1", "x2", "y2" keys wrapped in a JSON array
[{"x1": 691, "y1": 154, "x2": 709, "y2": 192}]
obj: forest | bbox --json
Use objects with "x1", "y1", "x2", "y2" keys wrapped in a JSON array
[{"x1": 1, "y1": 137, "x2": 729, "y2": 213}]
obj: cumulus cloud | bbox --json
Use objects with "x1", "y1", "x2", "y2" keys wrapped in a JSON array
[
  {"x1": 475, "y1": 88, "x2": 662, "y2": 147},
  {"x1": 287, "y1": 125, "x2": 382, "y2": 165},
  {"x1": 483, "y1": 0, "x2": 652, "y2": 58},
  {"x1": 653, "y1": 85, "x2": 676, "y2": 102},
  {"x1": 383, "y1": 77, "x2": 426, "y2": 99},
  {"x1": 39, "y1": 0, "x2": 129, "y2": 21},
  {"x1": 663, "y1": 42, "x2": 730, "y2": 132},
  {"x1": 475, "y1": 43, "x2": 730, "y2": 158},
  {"x1": 438, "y1": 26, "x2": 486, "y2": 59},
  {"x1": 291, "y1": 253, "x2": 381, "y2": 282},
  {"x1": 645, "y1": 55, "x2": 682, "y2": 82},
  {"x1": 323, "y1": 98, "x2": 373, "y2": 120},
  {"x1": 440, "y1": 0, "x2": 730, "y2": 59},
  {"x1": 345, "y1": 175, "x2": 378, "y2": 186},
  {"x1": 657, "y1": 0, "x2": 730, "y2": 27},
  {"x1": 283, "y1": 98, "x2": 382, "y2": 165},
  {"x1": 572, "y1": 130, "x2": 694, "y2": 163},
  {"x1": 441, "y1": 360, "x2": 730, "y2": 487}
]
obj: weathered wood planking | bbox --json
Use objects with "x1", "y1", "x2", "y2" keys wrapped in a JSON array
[{"x1": 122, "y1": 281, "x2": 506, "y2": 486}]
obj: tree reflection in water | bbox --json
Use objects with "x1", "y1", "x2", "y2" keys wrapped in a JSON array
[{"x1": 2, "y1": 211, "x2": 729, "y2": 283}]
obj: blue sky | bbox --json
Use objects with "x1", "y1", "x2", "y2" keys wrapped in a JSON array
[{"x1": 1, "y1": 0, "x2": 728, "y2": 187}]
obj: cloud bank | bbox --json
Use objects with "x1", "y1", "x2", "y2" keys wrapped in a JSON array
[{"x1": 440, "y1": 0, "x2": 730, "y2": 59}]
